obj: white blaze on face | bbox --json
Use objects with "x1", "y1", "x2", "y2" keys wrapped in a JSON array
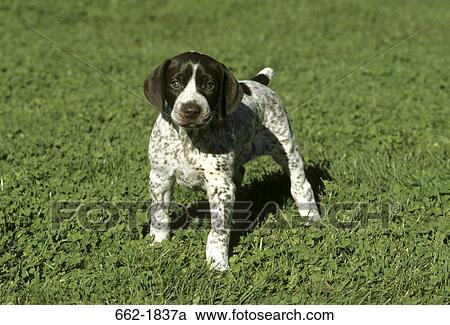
[{"x1": 172, "y1": 63, "x2": 210, "y2": 123}]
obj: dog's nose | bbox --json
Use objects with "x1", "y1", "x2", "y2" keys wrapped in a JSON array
[{"x1": 182, "y1": 104, "x2": 201, "y2": 119}]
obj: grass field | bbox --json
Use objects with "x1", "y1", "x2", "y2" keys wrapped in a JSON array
[{"x1": 0, "y1": 0, "x2": 449, "y2": 304}]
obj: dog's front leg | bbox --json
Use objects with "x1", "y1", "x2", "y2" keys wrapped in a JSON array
[
  {"x1": 149, "y1": 169, "x2": 175, "y2": 243},
  {"x1": 205, "y1": 174, "x2": 235, "y2": 271}
]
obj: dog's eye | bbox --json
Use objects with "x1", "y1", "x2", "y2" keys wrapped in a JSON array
[
  {"x1": 170, "y1": 80, "x2": 181, "y2": 89},
  {"x1": 205, "y1": 81, "x2": 215, "y2": 91}
]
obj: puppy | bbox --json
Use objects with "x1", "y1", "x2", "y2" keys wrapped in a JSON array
[{"x1": 144, "y1": 51, "x2": 320, "y2": 271}]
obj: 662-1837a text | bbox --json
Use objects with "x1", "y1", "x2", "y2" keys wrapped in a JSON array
[{"x1": 115, "y1": 308, "x2": 187, "y2": 321}]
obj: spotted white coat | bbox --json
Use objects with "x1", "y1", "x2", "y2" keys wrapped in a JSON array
[{"x1": 147, "y1": 54, "x2": 320, "y2": 271}]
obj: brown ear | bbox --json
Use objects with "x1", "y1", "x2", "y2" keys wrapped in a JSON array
[
  {"x1": 218, "y1": 63, "x2": 243, "y2": 122},
  {"x1": 143, "y1": 59, "x2": 170, "y2": 111}
]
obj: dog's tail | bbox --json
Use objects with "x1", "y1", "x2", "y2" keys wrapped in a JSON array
[{"x1": 251, "y1": 67, "x2": 274, "y2": 86}]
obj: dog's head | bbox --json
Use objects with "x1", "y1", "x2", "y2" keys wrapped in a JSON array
[{"x1": 144, "y1": 51, "x2": 243, "y2": 129}]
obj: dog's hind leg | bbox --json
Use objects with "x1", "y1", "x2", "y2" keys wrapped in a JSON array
[{"x1": 259, "y1": 104, "x2": 321, "y2": 223}]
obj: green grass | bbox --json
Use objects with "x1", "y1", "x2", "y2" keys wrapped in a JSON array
[{"x1": 0, "y1": 0, "x2": 449, "y2": 304}]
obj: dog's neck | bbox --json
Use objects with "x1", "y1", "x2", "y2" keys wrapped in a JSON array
[{"x1": 177, "y1": 122, "x2": 232, "y2": 155}]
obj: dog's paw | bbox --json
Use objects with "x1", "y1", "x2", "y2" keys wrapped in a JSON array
[
  {"x1": 208, "y1": 258, "x2": 230, "y2": 272},
  {"x1": 206, "y1": 242, "x2": 229, "y2": 272},
  {"x1": 149, "y1": 228, "x2": 170, "y2": 245},
  {"x1": 308, "y1": 210, "x2": 321, "y2": 223}
]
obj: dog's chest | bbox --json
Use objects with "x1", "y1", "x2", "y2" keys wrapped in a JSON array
[
  {"x1": 150, "y1": 115, "x2": 245, "y2": 190},
  {"x1": 173, "y1": 136, "x2": 236, "y2": 190},
  {"x1": 173, "y1": 149, "x2": 206, "y2": 189}
]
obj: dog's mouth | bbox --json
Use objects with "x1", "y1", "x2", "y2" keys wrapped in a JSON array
[{"x1": 177, "y1": 115, "x2": 213, "y2": 129}]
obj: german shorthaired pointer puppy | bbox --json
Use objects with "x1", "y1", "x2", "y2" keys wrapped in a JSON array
[{"x1": 144, "y1": 51, "x2": 320, "y2": 271}]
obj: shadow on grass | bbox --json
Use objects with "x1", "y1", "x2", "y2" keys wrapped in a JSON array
[{"x1": 229, "y1": 163, "x2": 331, "y2": 250}]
